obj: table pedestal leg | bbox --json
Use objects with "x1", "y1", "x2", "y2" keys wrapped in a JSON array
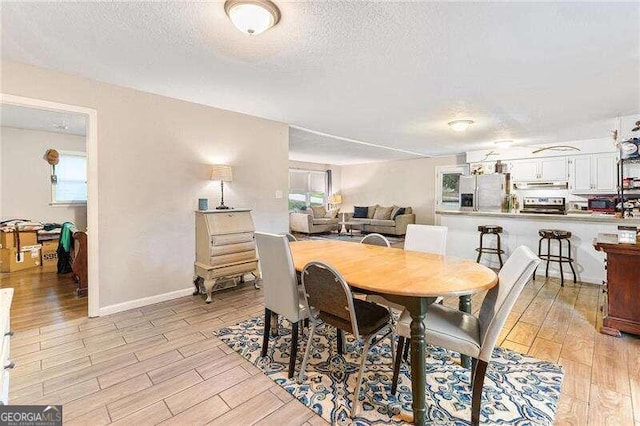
[
  {"x1": 458, "y1": 295, "x2": 472, "y2": 369},
  {"x1": 404, "y1": 298, "x2": 429, "y2": 426}
]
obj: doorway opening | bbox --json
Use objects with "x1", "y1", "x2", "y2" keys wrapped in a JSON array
[{"x1": 0, "y1": 94, "x2": 98, "y2": 328}]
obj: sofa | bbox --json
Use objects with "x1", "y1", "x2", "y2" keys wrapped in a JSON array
[
  {"x1": 345, "y1": 205, "x2": 415, "y2": 236},
  {"x1": 289, "y1": 206, "x2": 340, "y2": 234}
]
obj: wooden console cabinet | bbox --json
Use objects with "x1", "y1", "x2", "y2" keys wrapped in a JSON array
[
  {"x1": 594, "y1": 239, "x2": 640, "y2": 336},
  {"x1": 193, "y1": 209, "x2": 259, "y2": 303}
]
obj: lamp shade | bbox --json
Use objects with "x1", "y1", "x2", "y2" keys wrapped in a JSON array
[
  {"x1": 329, "y1": 194, "x2": 342, "y2": 204},
  {"x1": 210, "y1": 165, "x2": 233, "y2": 182}
]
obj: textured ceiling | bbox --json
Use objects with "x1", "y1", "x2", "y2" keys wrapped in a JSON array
[
  {"x1": 1, "y1": 104, "x2": 86, "y2": 136},
  {"x1": 1, "y1": 2, "x2": 638, "y2": 163}
]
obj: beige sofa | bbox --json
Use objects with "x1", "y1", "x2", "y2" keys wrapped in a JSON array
[
  {"x1": 289, "y1": 206, "x2": 339, "y2": 234},
  {"x1": 345, "y1": 205, "x2": 415, "y2": 236}
]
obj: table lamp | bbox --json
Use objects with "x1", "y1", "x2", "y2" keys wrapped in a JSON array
[
  {"x1": 329, "y1": 194, "x2": 342, "y2": 209},
  {"x1": 210, "y1": 164, "x2": 233, "y2": 210}
]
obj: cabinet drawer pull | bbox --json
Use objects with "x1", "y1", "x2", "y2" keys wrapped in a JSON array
[
  {"x1": 4, "y1": 330, "x2": 13, "y2": 337},
  {"x1": 4, "y1": 361, "x2": 15, "y2": 370}
]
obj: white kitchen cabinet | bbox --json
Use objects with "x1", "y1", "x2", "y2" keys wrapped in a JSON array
[
  {"x1": 0, "y1": 288, "x2": 14, "y2": 405},
  {"x1": 569, "y1": 153, "x2": 618, "y2": 194},
  {"x1": 510, "y1": 158, "x2": 568, "y2": 181},
  {"x1": 571, "y1": 156, "x2": 593, "y2": 192},
  {"x1": 510, "y1": 160, "x2": 539, "y2": 181},
  {"x1": 540, "y1": 158, "x2": 568, "y2": 180},
  {"x1": 593, "y1": 153, "x2": 618, "y2": 192}
]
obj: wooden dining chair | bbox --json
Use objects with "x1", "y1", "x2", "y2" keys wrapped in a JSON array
[
  {"x1": 360, "y1": 233, "x2": 391, "y2": 247},
  {"x1": 255, "y1": 232, "x2": 310, "y2": 378},
  {"x1": 299, "y1": 261, "x2": 395, "y2": 417},
  {"x1": 390, "y1": 246, "x2": 541, "y2": 426}
]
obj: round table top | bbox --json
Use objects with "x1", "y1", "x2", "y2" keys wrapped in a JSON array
[{"x1": 289, "y1": 240, "x2": 498, "y2": 298}]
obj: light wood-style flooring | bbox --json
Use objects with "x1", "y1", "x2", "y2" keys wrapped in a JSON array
[
  {"x1": 7, "y1": 277, "x2": 640, "y2": 425},
  {"x1": 0, "y1": 266, "x2": 87, "y2": 331}
]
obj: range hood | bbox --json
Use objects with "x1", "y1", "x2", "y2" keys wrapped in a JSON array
[{"x1": 513, "y1": 181, "x2": 569, "y2": 190}]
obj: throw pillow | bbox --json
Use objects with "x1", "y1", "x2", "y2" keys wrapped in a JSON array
[
  {"x1": 353, "y1": 206, "x2": 368, "y2": 219},
  {"x1": 367, "y1": 205, "x2": 378, "y2": 219},
  {"x1": 373, "y1": 206, "x2": 393, "y2": 220},
  {"x1": 311, "y1": 206, "x2": 326, "y2": 218},
  {"x1": 392, "y1": 207, "x2": 406, "y2": 219},
  {"x1": 390, "y1": 205, "x2": 401, "y2": 218},
  {"x1": 325, "y1": 208, "x2": 339, "y2": 219}
]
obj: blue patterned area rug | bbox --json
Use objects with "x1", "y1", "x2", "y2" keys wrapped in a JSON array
[{"x1": 215, "y1": 316, "x2": 563, "y2": 425}]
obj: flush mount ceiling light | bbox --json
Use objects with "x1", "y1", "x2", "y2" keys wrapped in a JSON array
[
  {"x1": 224, "y1": 0, "x2": 281, "y2": 35},
  {"x1": 494, "y1": 140, "x2": 514, "y2": 148},
  {"x1": 448, "y1": 119, "x2": 474, "y2": 132}
]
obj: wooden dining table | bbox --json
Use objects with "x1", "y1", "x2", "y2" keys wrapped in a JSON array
[{"x1": 289, "y1": 239, "x2": 498, "y2": 425}]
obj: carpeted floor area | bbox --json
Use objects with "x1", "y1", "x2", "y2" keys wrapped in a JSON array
[
  {"x1": 216, "y1": 315, "x2": 564, "y2": 425},
  {"x1": 292, "y1": 232, "x2": 405, "y2": 248}
]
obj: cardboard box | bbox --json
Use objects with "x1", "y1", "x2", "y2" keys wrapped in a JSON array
[
  {"x1": 1, "y1": 247, "x2": 41, "y2": 273},
  {"x1": 41, "y1": 240, "x2": 59, "y2": 267},
  {"x1": 0, "y1": 231, "x2": 38, "y2": 250}
]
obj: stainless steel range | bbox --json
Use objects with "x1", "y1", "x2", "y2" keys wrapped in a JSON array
[{"x1": 521, "y1": 197, "x2": 566, "y2": 215}]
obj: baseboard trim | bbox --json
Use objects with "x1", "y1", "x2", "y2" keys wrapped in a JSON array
[{"x1": 98, "y1": 287, "x2": 195, "y2": 316}]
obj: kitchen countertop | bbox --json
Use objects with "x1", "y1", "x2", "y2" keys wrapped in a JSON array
[{"x1": 436, "y1": 210, "x2": 640, "y2": 225}]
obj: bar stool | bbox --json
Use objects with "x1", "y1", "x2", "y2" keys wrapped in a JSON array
[
  {"x1": 535, "y1": 229, "x2": 577, "y2": 287},
  {"x1": 476, "y1": 225, "x2": 505, "y2": 268}
]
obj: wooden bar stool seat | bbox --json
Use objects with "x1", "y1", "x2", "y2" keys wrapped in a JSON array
[
  {"x1": 475, "y1": 225, "x2": 505, "y2": 268},
  {"x1": 535, "y1": 228, "x2": 577, "y2": 287}
]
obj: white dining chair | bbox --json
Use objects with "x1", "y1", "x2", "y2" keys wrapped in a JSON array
[
  {"x1": 360, "y1": 233, "x2": 391, "y2": 247},
  {"x1": 299, "y1": 261, "x2": 395, "y2": 417},
  {"x1": 390, "y1": 246, "x2": 541, "y2": 426},
  {"x1": 283, "y1": 232, "x2": 297, "y2": 242},
  {"x1": 367, "y1": 225, "x2": 448, "y2": 311},
  {"x1": 255, "y1": 232, "x2": 310, "y2": 378},
  {"x1": 404, "y1": 224, "x2": 448, "y2": 255}
]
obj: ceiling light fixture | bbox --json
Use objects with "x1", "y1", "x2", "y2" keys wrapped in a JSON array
[
  {"x1": 448, "y1": 119, "x2": 474, "y2": 132},
  {"x1": 224, "y1": 0, "x2": 281, "y2": 35},
  {"x1": 494, "y1": 140, "x2": 514, "y2": 148}
]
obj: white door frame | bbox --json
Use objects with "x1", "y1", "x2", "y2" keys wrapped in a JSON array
[{"x1": 1, "y1": 93, "x2": 100, "y2": 317}]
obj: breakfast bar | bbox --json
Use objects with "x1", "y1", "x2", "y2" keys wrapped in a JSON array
[{"x1": 436, "y1": 210, "x2": 640, "y2": 284}]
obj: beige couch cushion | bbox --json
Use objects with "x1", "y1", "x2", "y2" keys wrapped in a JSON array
[
  {"x1": 373, "y1": 206, "x2": 393, "y2": 220},
  {"x1": 367, "y1": 205, "x2": 378, "y2": 219},
  {"x1": 312, "y1": 218, "x2": 337, "y2": 225},
  {"x1": 370, "y1": 219, "x2": 396, "y2": 227},
  {"x1": 325, "y1": 208, "x2": 339, "y2": 219},
  {"x1": 350, "y1": 218, "x2": 371, "y2": 225},
  {"x1": 310, "y1": 206, "x2": 326, "y2": 218}
]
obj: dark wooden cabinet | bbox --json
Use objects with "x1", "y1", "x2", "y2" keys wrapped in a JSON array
[
  {"x1": 71, "y1": 229, "x2": 88, "y2": 297},
  {"x1": 594, "y1": 240, "x2": 640, "y2": 336}
]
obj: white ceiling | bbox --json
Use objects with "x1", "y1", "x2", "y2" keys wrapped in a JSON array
[
  {"x1": 1, "y1": 2, "x2": 638, "y2": 164},
  {"x1": 1, "y1": 104, "x2": 86, "y2": 136}
]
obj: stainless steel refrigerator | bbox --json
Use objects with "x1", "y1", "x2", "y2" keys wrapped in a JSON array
[{"x1": 459, "y1": 174, "x2": 507, "y2": 212}]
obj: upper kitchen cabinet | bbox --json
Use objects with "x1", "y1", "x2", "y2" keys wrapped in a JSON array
[
  {"x1": 569, "y1": 153, "x2": 618, "y2": 194},
  {"x1": 510, "y1": 158, "x2": 568, "y2": 181},
  {"x1": 509, "y1": 159, "x2": 539, "y2": 181}
]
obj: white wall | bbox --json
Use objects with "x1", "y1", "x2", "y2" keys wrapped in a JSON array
[
  {"x1": 1, "y1": 126, "x2": 87, "y2": 228},
  {"x1": 1, "y1": 60, "x2": 289, "y2": 310},
  {"x1": 340, "y1": 155, "x2": 462, "y2": 225}
]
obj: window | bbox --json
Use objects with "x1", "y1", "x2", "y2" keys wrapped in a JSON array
[
  {"x1": 436, "y1": 165, "x2": 468, "y2": 208},
  {"x1": 51, "y1": 151, "x2": 87, "y2": 204},
  {"x1": 288, "y1": 169, "x2": 328, "y2": 210}
]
